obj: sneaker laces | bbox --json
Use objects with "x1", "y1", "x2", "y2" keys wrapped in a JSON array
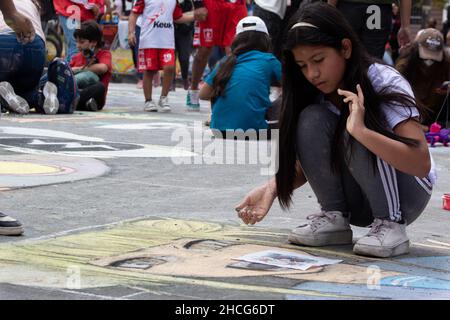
[
  {"x1": 189, "y1": 90, "x2": 199, "y2": 104},
  {"x1": 306, "y1": 211, "x2": 338, "y2": 231},
  {"x1": 160, "y1": 97, "x2": 169, "y2": 107},
  {"x1": 4, "y1": 92, "x2": 18, "y2": 103},
  {"x1": 366, "y1": 219, "x2": 390, "y2": 240}
]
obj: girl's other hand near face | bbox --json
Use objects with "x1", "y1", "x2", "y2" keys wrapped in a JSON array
[{"x1": 338, "y1": 84, "x2": 367, "y2": 139}]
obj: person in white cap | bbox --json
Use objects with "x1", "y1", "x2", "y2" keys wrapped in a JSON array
[
  {"x1": 396, "y1": 28, "x2": 450, "y2": 127},
  {"x1": 199, "y1": 16, "x2": 281, "y2": 136},
  {"x1": 186, "y1": 0, "x2": 248, "y2": 112}
]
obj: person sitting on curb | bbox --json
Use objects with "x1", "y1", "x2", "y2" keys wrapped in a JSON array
[
  {"x1": 0, "y1": 0, "x2": 58, "y2": 115},
  {"x1": 199, "y1": 16, "x2": 281, "y2": 138},
  {"x1": 70, "y1": 20, "x2": 112, "y2": 111}
]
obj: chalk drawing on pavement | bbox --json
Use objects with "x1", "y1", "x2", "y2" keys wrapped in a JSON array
[
  {"x1": 0, "y1": 127, "x2": 195, "y2": 158},
  {"x1": 0, "y1": 218, "x2": 449, "y2": 299}
]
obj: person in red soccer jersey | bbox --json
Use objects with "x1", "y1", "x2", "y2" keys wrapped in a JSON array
[
  {"x1": 186, "y1": 0, "x2": 248, "y2": 112},
  {"x1": 128, "y1": 0, "x2": 193, "y2": 113}
]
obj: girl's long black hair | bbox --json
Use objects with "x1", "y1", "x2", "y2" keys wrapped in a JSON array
[
  {"x1": 211, "y1": 31, "x2": 272, "y2": 104},
  {"x1": 276, "y1": 2, "x2": 424, "y2": 209}
]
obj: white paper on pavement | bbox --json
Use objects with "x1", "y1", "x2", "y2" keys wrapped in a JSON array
[{"x1": 233, "y1": 250, "x2": 342, "y2": 271}]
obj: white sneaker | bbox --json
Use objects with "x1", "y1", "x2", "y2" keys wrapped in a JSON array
[
  {"x1": 288, "y1": 211, "x2": 353, "y2": 246},
  {"x1": 186, "y1": 89, "x2": 200, "y2": 112},
  {"x1": 0, "y1": 82, "x2": 29, "y2": 114},
  {"x1": 353, "y1": 218, "x2": 409, "y2": 258},
  {"x1": 42, "y1": 82, "x2": 59, "y2": 114},
  {"x1": 158, "y1": 96, "x2": 171, "y2": 113},
  {"x1": 144, "y1": 100, "x2": 157, "y2": 112}
]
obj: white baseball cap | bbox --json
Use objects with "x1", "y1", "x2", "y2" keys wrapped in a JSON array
[{"x1": 236, "y1": 16, "x2": 269, "y2": 35}]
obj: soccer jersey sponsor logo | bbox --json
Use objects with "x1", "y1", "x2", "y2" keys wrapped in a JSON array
[
  {"x1": 154, "y1": 21, "x2": 173, "y2": 29},
  {"x1": 203, "y1": 28, "x2": 213, "y2": 43}
]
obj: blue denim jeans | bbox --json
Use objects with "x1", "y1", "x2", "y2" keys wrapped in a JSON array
[
  {"x1": 58, "y1": 15, "x2": 79, "y2": 62},
  {"x1": 75, "y1": 70, "x2": 100, "y2": 89},
  {"x1": 0, "y1": 33, "x2": 45, "y2": 108}
]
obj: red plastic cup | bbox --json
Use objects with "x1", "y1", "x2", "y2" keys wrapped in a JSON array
[{"x1": 443, "y1": 194, "x2": 450, "y2": 211}]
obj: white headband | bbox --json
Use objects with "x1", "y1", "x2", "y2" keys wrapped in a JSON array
[{"x1": 290, "y1": 22, "x2": 319, "y2": 30}]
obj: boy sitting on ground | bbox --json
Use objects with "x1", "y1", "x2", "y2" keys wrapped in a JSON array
[{"x1": 70, "y1": 20, "x2": 112, "y2": 111}]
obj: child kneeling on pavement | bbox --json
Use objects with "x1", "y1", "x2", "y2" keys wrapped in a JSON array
[
  {"x1": 71, "y1": 21, "x2": 112, "y2": 111},
  {"x1": 199, "y1": 16, "x2": 282, "y2": 138}
]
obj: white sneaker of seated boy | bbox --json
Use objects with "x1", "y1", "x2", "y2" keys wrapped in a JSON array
[
  {"x1": 0, "y1": 81, "x2": 30, "y2": 114},
  {"x1": 42, "y1": 82, "x2": 59, "y2": 114}
]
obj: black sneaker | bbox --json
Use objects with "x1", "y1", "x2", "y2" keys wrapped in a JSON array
[
  {"x1": 0, "y1": 212, "x2": 24, "y2": 236},
  {"x1": 85, "y1": 98, "x2": 98, "y2": 111}
]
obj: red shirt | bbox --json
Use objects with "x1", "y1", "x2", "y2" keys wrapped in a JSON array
[
  {"x1": 53, "y1": 0, "x2": 104, "y2": 21},
  {"x1": 70, "y1": 49, "x2": 112, "y2": 97}
]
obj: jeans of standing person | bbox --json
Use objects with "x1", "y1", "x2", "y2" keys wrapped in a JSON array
[
  {"x1": 0, "y1": 33, "x2": 46, "y2": 108},
  {"x1": 253, "y1": 1, "x2": 302, "y2": 60},
  {"x1": 336, "y1": 2, "x2": 392, "y2": 59},
  {"x1": 296, "y1": 104, "x2": 431, "y2": 227},
  {"x1": 253, "y1": 3, "x2": 283, "y2": 59},
  {"x1": 175, "y1": 28, "x2": 193, "y2": 82},
  {"x1": 132, "y1": 25, "x2": 143, "y2": 80},
  {"x1": 208, "y1": 46, "x2": 225, "y2": 72},
  {"x1": 59, "y1": 15, "x2": 79, "y2": 62}
]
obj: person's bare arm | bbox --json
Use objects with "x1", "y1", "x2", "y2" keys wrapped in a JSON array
[
  {"x1": 199, "y1": 83, "x2": 213, "y2": 100},
  {"x1": 0, "y1": 0, "x2": 35, "y2": 43},
  {"x1": 85, "y1": 63, "x2": 109, "y2": 76},
  {"x1": 270, "y1": 161, "x2": 307, "y2": 197},
  {"x1": 104, "y1": 0, "x2": 112, "y2": 14},
  {"x1": 339, "y1": 85, "x2": 430, "y2": 178},
  {"x1": 0, "y1": 0, "x2": 19, "y2": 16},
  {"x1": 174, "y1": 11, "x2": 195, "y2": 24},
  {"x1": 235, "y1": 161, "x2": 307, "y2": 225},
  {"x1": 193, "y1": 0, "x2": 208, "y2": 21},
  {"x1": 327, "y1": 0, "x2": 339, "y2": 7},
  {"x1": 128, "y1": 12, "x2": 138, "y2": 47},
  {"x1": 398, "y1": 0, "x2": 412, "y2": 47}
]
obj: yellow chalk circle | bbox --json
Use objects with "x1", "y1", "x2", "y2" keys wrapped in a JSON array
[{"x1": 0, "y1": 161, "x2": 62, "y2": 175}]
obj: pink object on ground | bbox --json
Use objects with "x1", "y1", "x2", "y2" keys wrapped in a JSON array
[{"x1": 443, "y1": 194, "x2": 450, "y2": 210}]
